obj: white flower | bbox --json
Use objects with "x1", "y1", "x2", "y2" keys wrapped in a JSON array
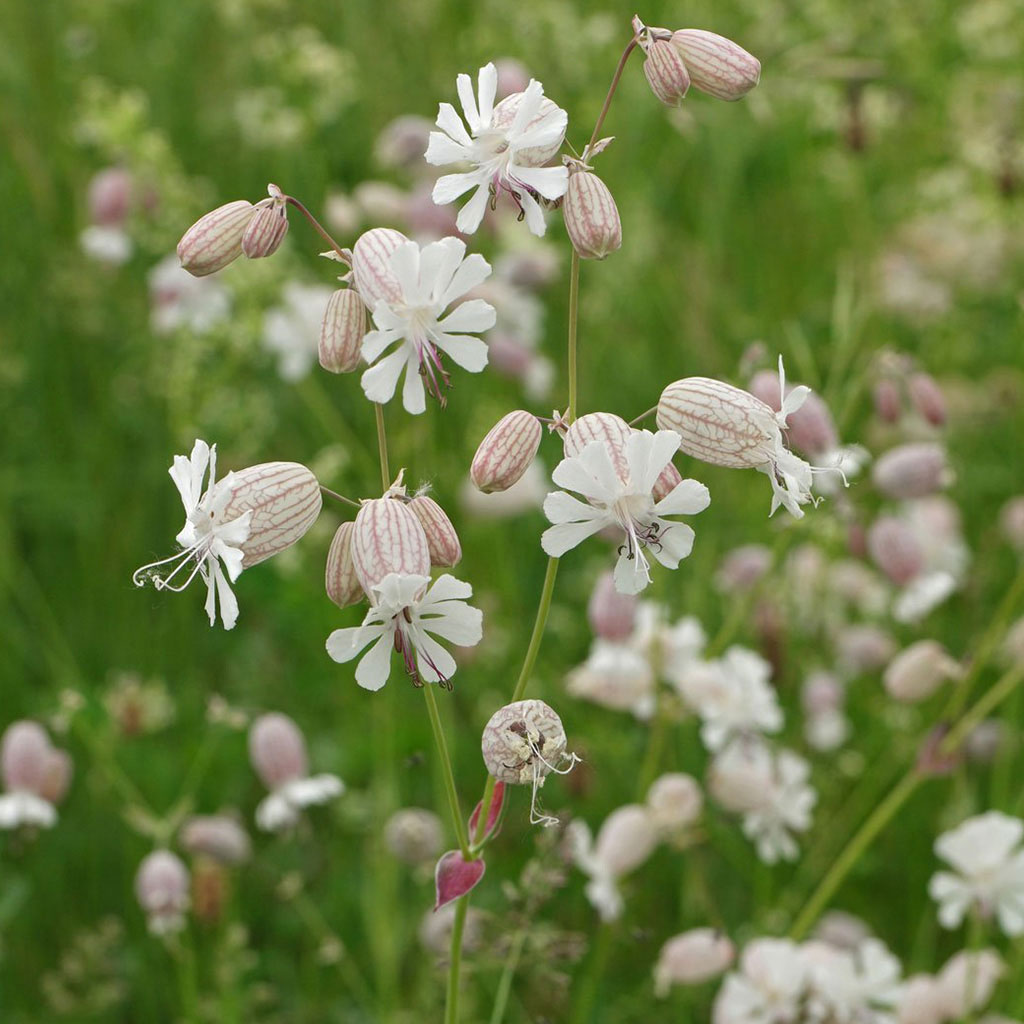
[
  {"x1": 804, "y1": 938, "x2": 904, "y2": 1023},
  {"x1": 360, "y1": 236, "x2": 496, "y2": 414},
  {"x1": 256, "y1": 775, "x2": 345, "y2": 832},
  {"x1": 713, "y1": 938, "x2": 808, "y2": 1024},
  {"x1": 928, "y1": 811, "x2": 1024, "y2": 935},
  {"x1": 541, "y1": 428, "x2": 710, "y2": 594},
  {"x1": 133, "y1": 440, "x2": 252, "y2": 630},
  {"x1": 80, "y1": 225, "x2": 133, "y2": 265},
  {"x1": 326, "y1": 572, "x2": 483, "y2": 690},
  {"x1": 262, "y1": 282, "x2": 333, "y2": 381},
  {"x1": 425, "y1": 62, "x2": 569, "y2": 236},
  {"x1": 741, "y1": 749, "x2": 816, "y2": 864},
  {"x1": 565, "y1": 639, "x2": 656, "y2": 719},
  {"x1": 148, "y1": 254, "x2": 231, "y2": 335}
]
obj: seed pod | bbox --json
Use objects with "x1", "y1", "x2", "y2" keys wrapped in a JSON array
[
  {"x1": 319, "y1": 288, "x2": 366, "y2": 374},
  {"x1": 242, "y1": 186, "x2": 289, "y2": 259},
  {"x1": 220, "y1": 462, "x2": 323, "y2": 569},
  {"x1": 907, "y1": 372, "x2": 947, "y2": 426},
  {"x1": 470, "y1": 411, "x2": 543, "y2": 494},
  {"x1": 657, "y1": 377, "x2": 776, "y2": 469},
  {"x1": 249, "y1": 712, "x2": 309, "y2": 789},
  {"x1": 867, "y1": 516, "x2": 923, "y2": 585},
  {"x1": 351, "y1": 227, "x2": 408, "y2": 306},
  {"x1": 654, "y1": 929, "x2": 734, "y2": 994},
  {"x1": 351, "y1": 497, "x2": 430, "y2": 596},
  {"x1": 481, "y1": 699, "x2": 567, "y2": 785},
  {"x1": 0, "y1": 721, "x2": 51, "y2": 793},
  {"x1": 180, "y1": 815, "x2": 252, "y2": 865},
  {"x1": 408, "y1": 495, "x2": 462, "y2": 567},
  {"x1": 646, "y1": 772, "x2": 703, "y2": 833},
  {"x1": 643, "y1": 34, "x2": 691, "y2": 106},
  {"x1": 563, "y1": 169, "x2": 622, "y2": 260},
  {"x1": 587, "y1": 571, "x2": 637, "y2": 641},
  {"x1": 883, "y1": 640, "x2": 962, "y2": 702},
  {"x1": 177, "y1": 200, "x2": 256, "y2": 277},
  {"x1": 872, "y1": 443, "x2": 951, "y2": 500},
  {"x1": 325, "y1": 521, "x2": 362, "y2": 609},
  {"x1": 564, "y1": 412, "x2": 633, "y2": 480},
  {"x1": 669, "y1": 30, "x2": 760, "y2": 101},
  {"x1": 135, "y1": 850, "x2": 190, "y2": 933}
]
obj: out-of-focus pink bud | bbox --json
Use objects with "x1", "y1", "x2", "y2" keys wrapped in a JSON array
[
  {"x1": 470, "y1": 410, "x2": 543, "y2": 493},
  {"x1": 351, "y1": 497, "x2": 430, "y2": 596},
  {"x1": 434, "y1": 849, "x2": 486, "y2": 910},
  {"x1": 494, "y1": 58, "x2": 531, "y2": 99},
  {"x1": 407, "y1": 496, "x2": 462, "y2": 567},
  {"x1": 248, "y1": 712, "x2": 309, "y2": 790},
  {"x1": 1, "y1": 722, "x2": 51, "y2": 793},
  {"x1": 135, "y1": 850, "x2": 190, "y2": 934},
  {"x1": 594, "y1": 804, "x2": 659, "y2": 876},
  {"x1": 481, "y1": 700, "x2": 567, "y2": 785},
  {"x1": 867, "y1": 516, "x2": 924, "y2": 585},
  {"x1": 748, "y1": 369, "x2": 838, "y2": 457},
  {"x1": 319, "y1": 288, "x2": 366, "y2": 374},
  {"x1": 715, "y1": 544, "x2": 772, "y2": 593},
  {"x1": 646, "y1": 772, "x2": 702, "y2": 833},
  {"x1": 802, "y1": 672, "x2": 843, "y2": 716},
  {"x1": 1000, "y1": 496, "x2": 1024, "y2": 551},
  {"x1": 374, "y1": 115, "x2": 434, "y2": 170},
  {"x1": 384, "y1": 807, "x2": 444, "y2": 864},
  {"x1": 654, "y1": 928, "x2": 734, "y2": 994},
  {"x1": 883, "y1": 640, "x2": 962, "y2": 702},
  {"x1": 351, "y1": 227, "x2": 408, "y2": 306},
  {"x1": 587, "y1": 571, "x2": 637, "y2": 641},
  {"x1": 241, "y1": 184, "x2": 289, "y2": 259},
  {"x1": 836, "y1": 624, "x2": 897, "y2": 673},
  {"x1": 325, "y1": 521, "x2": 363, "y2": 609},
  {"x1": 872, "y1": 443, "x2": 951, "y2": 499},
  {"x1": 180, "y1": 814, "x2": 251, "y2": 865},
  {"x1": 907, "y1": 372, "x2": 947, "y2": 426},
  {"x1": 88, "y1": 167, "x2": 134, "y2": 226},
  {"x1": 640, "y1": 28, "x2": 691, "y2": 106},
  {"x1": 873, "y1": 378, "x2": 903, "y2": 423},
  {"x1": 563, "y1": 168, "x2": 622, "y2": 261},
  {"x1": 177, "y1": 200, "x2": 256, "y2": 277},
  {"x1": 670, "y1": 30, "x2": 761, "y2": 101},
  {"x1": 221, "y1": 462, "x2": 323, "y2": 569},
  {"x1": 847, "y1": 522, "x2": 868, "y2": 559}
]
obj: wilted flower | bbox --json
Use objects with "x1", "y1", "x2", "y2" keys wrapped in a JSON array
[
  {"x1": 249, "y1": 713, "x2": 344, "y2": 831},
  {"x1": 0, "y1": 721, "x2": 71, "y2": 829},
  {"x1": 135, "y1": 850, "x2": 190, "y2": 935},
  {"x1": 654, "y1": 928, "x2": 734, "y2": 994},
  {"x1": 425, "y1": 62, "x2": 569, "y2": 236}
]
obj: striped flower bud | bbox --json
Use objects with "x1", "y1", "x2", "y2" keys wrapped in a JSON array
[
  {"x1": 883, "y1": 640, "x2": 962, "y2": 702},
  {"x1": 652, "y1": 458, "x2": 683, "y2": 502},
  {"x1": 319, "y1": 288, "x2": 366, "y2": 374},
  {"x1": 563, "y1": 167, "x2": 622, "y2": 260},
  {"x1": 408, "y1": 495, "x2": 462, "y2": 567},
  {"x1": 872, "y1": 442, "x2": 951, "y2": 499},
  {"x1": 470, "y1": 410, "x2": 543, "y2": 493},
  {"x1": 248, "y1": 712, "x2": 308, "y2": 789},
  {"x1": 867, "y1": 515, "x2": 924, "y2": 585},
  {"x1": 220, "y1": 462, "x2": 323, "y2": 569},
  {"x1": 325, "y1": 521, "x2": 362, "y2": 608},
  {"x1": 564, "y1": 411, "x2": 632, "y2": 480},
  {"x1": 135, "y1": 850, "x2": 190, "y2": 934},
  {"x1": 638, "y1": 23, "x2": 691, "y2": 106},
  {"x1": 351, "y1": 227, "x2": 408, "y2": 306},
  {"x1": 587, "y1": 570, "x2": 637, "y2": 641},
  {"x1": 351, "y1": 497, "x2": 430, "y2": 596},
  {"x1": 669, "y1": 30, "x2": 761, "y2": 101},
  {"x1": 177, "y1": 200, "x2": 256, "y2": 277},
  {"x1": 907, "y1": 372, "x2": 947, "y2": 426},
  {"x1": 241, "y1": 184, "x2": 289, "y2": 259}
]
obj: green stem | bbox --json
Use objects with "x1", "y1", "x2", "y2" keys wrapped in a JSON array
[
  {"x1": 424, "y1": 685, "x2": 470, "y2": 858},
  {"x1": 570, "y1": 922, "x2": 615, "y2": 1024},
  {"x1": 319, "y1": 485, "x2": 360, "y2": 509},
  {"x1": 567, "y1": 250, "x2": 580, "y2": 423},
  {"x1": 510, "y1": 557, "x2": 561, "y2": 704},
  {"x1": 374, "y1": 403, "x2": 391, "y2": 492},
  {"x1": 960, "y1": 909, "x2": 985, "y2": 1024},
  {"x1": 586, "y1": 38, "x2": 639, "y2": 154},
  {"x1": 489, "y1": 926, "x2": 529, "y2": 1024},
  {"x1": 284, "y1": 194, "x2": 350, "y2": 264},
  {"x1": 940, "y1": 662, "x2": 1024, "y2": 756},
  {"x1": 174, "y1": 932, "x2": 201, "y2": 1024},
  {"x1": 446, "y1": 897, "x2": 469, "y2": 1024}
]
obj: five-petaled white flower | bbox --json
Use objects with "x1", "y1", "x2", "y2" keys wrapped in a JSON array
[
  {"x1": 425, "y1": 62, "x2": 569, "y2": 236},
  {"x1": 741, "y1": 748, "x2": 817, "y2": 864},
  {"x1": 326, "y1": 572, "x2": 483, "y2": 690},
  {"x1": 928, "y1": 811, "x2": 1024, "y2": 936},
  {"x1": 133, "y1": 440, "x2": 252, "y2": 630},
  {"x1": 541, "y1": 428, "x2": 710, "y2": 594},
  {"x1": 361, "y1": 237, "x2": 496, "y2": 414}
]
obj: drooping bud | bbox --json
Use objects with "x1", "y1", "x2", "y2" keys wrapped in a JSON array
[
  {"x1": 867, "y1": 516, "x2": 924, "y2": 585},
  {"x1": 325, "y1": 521, "x2": 363, "y2": 609},
  {"x1": 593, "y1": 804, "x2": 659, "y2": 876},
  {"x1": 241, "y1": 184, "x2": 289, "y2": 259},
  {"x1": 408, "y1": 496, "x2": 462, "y2": 567},
  {"x1": 872, "y1": 443, "x2": 952, "y2": 500},
  {"x1": 907, "y1": 372, "x2": 947, "y2": 426},
  {"x1": 351, "y1": 227, "x2": 408, "y2": 306},
  {"x1": 646, "y1": 772, "x2": 703, "y2": 833},
  {"x1": 654, "y1": 928, "x2": 734, "y2": 995},
  {"x1": 470, "y1": 410, "x2": 543, "y2": 493},
  {"x1": 319, "y1": 288, "x2": 366, "y2": 374},
  {"x1": 177, "y1": 200, "x2": 256, "y2": 277},
  {"x1": 563, "y1": 167, "x2": 622, "y2": 260},
  {"x1": 587, "y1": 571, "x2": 637, "y2": 641},
  {"x1": 135, "y1": 850, "x2": 190, "y2": 934},
  {"x1": 220, "y1": 462, "x2": 323, "y2": 568},
  {"x1": 248, "y1": 712, "x2": 308, "y2": 790},
  {"x1": 383, "y1": 808, "x2": 444, "y2": 864},
  {"x1": 180, "y1": 815, "x2": 252, "y2": 865},
  {"x1": 883, "y1": 640, "x2": 962, "y2": 702},
  {"x1": 481, "y1": 700, "x2": 569, "y2": 785},
  {"x1": 636, "y1": 20, "x2": 691, "y2": 106},
  {"x1": 669, "y1": 30, "x2": 760, "y2": 101},
  {"x1": 351, "y1": 497, "x2": 430, "y2": 596},
  {"x1": 564, "y1": 411, "x2": 633, "y2": 479}
]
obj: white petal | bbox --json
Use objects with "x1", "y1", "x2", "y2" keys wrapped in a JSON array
[
  {"x1": 614, "y1": 548, "x2": 652, "y2": 594},
  {"x1": 456, "y1": 72, "x2": 481, "y2": 133},
  {"x1": 420, "y1": 602, "x2": 482, "y2": 647},
  {"x1": 437, "y1": 298, "x2": 496, "y2": 334},
  {"x1": 552, "y1": 442, "x2": 621, "y2": 503},
  {"x1": 425, "y1": 127, "x2": 471, "y2": 165},
  {"x1": 543, "y1": 489, "x2": 606, "y2": 526},
  {"x1": 654, "y1": 478, "x2": 711, "y2": 517},
  {"x1": 388, "y1": 241, "x2": 423, "y2": 304},
  {"x1": 433, "y1": 333, "x2": 489, "y2": 373},
  {"x1": 326, "y1": 624, "x2": 383, "y2": 664},
  {"x1": 355, "y1": 631, "x2": 397, "y2": 691},
  {"x1": 441, "y1": 254, "x2": 493, "y2": 306},
  {"x1": 455, "y1": 184, "x2": 490, "y2": 234},
  {"x1": 650, "y1": 521, "x2": 695, "y2": 568},
  {"x1": 420, "y1": 236, "x2": 465, "y2": 303},
  {"x1": 362, "y1": 326, "x2": 402, "y2": 365},
  {"x1": 413, "y1": 629, "x2": 458, "y2": 683},
  {"x1": 518, "y1": 190, "x2": 547, "y2": 237},
  {"x1": 401, "y1": 356, "x2": 427, "y2": 415},
  {"x1": 541, "y1": 519, "x2": 607, "y2": 557},
  {"x1": 255, "y1": 793, "x2": 297, "y2": 832},
  {"x1": 215, "y1": 562, "x2": 239, "y2": 629},
  {"x1": 361, "y1": 349, "x2": 409, "y2": 404},
  {"x1": 513, "y1": 163, "x2": 569, "y2": 201},
  {"x1": 281, "y1": 774, "x2": 344, "y2": 808},
  {"x1": 476, "y1": 63, "x2": 497, "y2": 127},
  {"x1": 421, "y1": 574, "x2": 473, "y2": 604},
  {"x1": 433, "y1": 171, "x2": 485, "y2": 205},
  {"x1": 435, "y1": 102, "x2": 472, "y2": 147}
]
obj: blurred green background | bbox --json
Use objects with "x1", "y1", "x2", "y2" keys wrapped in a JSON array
[{"x1": 1, "y1": 0, "x2": 1022, "y2": 1019}]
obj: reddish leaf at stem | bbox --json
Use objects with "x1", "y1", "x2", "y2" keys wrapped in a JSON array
[
  {"x1": 434, "y1": 850, "x2": 486, "y2": 911},
  {"x1": 468, "y1": 780, "x2": 506, "y2": 844}
]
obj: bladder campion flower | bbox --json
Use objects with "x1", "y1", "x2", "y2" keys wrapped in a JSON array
[{"x1": 0, "y1": 721, "x2": 71, "y2": 830}]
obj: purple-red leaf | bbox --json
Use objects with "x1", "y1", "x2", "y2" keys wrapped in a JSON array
[
  {"x1": 468, "y1": 780, "x2": 507, "y2": 844},
  {"x1": 434, "y1": 850, "x2": 485, "y2": 911}
]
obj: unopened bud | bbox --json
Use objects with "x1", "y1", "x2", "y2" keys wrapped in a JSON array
[
  {"x1": 836, "y1": 624, "x2": 896, "y2": 673},
  {"x1": 587, "y1": 571, "x2": 637, "y2": 641},
  {"x1": 177, "y1": 200, "x2": 256, "y2": 277},
  {"x1": 873, "y1": 378, "x2": 903, "y2": 423},
  {"x1": 221, "y1": 462, "x2": 323, "y2": 568},
  {"x1": 88, "y1": 167, "x2": 134, "y2": 226},
  {"x1": 135, "y1": 850, "x2": 190, "y2": 934},
  {"x1": 470, "y1": 410, "x2": 543, "y2": 493},
  {"x1": 563, "y1": 168, "x2": 622, "y2": 260},
  {"x1": 641, "y1": 29, "x2": 691, "y2": 106},
  {"x1": 351, "y1": 497, "x2": 430, "y2": 596},
  {"x1": 907, "y1": 372, "x2": 947, "y2": 426},
  {"x1": 241, "y1": 185, "x2": 289, "y2": 259},
  {"x1": 383, "y1": 807, "x2": 444, "y2": 864},
  {"x1": 872, "y1": 443, "x2": 951, "y2": 500},
  {"x1": 249, "y1": 712, "x2": 308, "y2": 789},
  {"x1": 867, "y1": 516, "x2": 924, "y2": 585},
  {"x1": 707, "y1": 740, "x2": 773, "y2": 813},
  {"x1": 482, "y1": 699, "x2": 568, "y2": 785},
  {"x1": 1, "y1": 721, "x2": 51, "y2": 793},
  {"x1": 319, "y1": 288, "x2": 366, "y2": 374},
  {"x1": 749, "y1": 370, "x2": 837, "y2": 457},
  {"x1": 180, "y1": 815, "x2": 251, "y2": 865},
  {"x1": 883, "y1": 640, "x2": 962, "y2": 702},
  {"x1": 652, "y1": 459, "x2": 683, "y2": 502},
  {"x1": 670, "y1": 30, "x2": 760, "y2": 101},
  {"x1": 564, "y1": 411, "x2": 633, "y2": 479},
  {"x1": 646, "y1": 772, "x2": 703, "y2": 833},
  {"x1": 325, "y1": 521, "x2": 362, "y2": 609},
  {"x1": 594, "y1": 804, "x2": 659, "y2": 876},
  {"x1": 654, "y1": 928, "x2": 734, "y2": 994},
  {"x1": 351, "y1": 227, "x2": 408, "y2": 306},
  {"x1": 408, "y1": 496, "x2": 462, "y2": 567}
]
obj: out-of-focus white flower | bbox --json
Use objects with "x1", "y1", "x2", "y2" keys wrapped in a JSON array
[
  {"x1": 148, "y1": 254, "x2": 231, "y2": 335},
  {"x1": 383, "y1": 807, "x2": 444, "y2": 864},
  {"x1": 135, "y1": 850, "x2": 190, "y2": 935},
  {"x1": 249, "y1": 713, "x2": 344, "y2": 832},
  {"x1": 803, "y1": 672, "x2": 849, "y2": 752},
  {"x1": 929, "y1": 811, "x2": 1024, "y2": 935},
  {"x1": 358, "y1": 235, "x2": 495, "y2": 414},
  {"x1": 566, "y1": 638, "x2": 656, "y2": 719},
  {"x1": 460, "y1": 458, "x2": 548, "y2": 519},
  {"x1": 646, "y1": 772, "x2": 703, "y2": 834},
  {"x1": 803, "y1": 937, "x2": 903, "y2": 1023},
  {"x1": 80, "y1": 225, "x2": 133, "y2": 265},
  {"x1": 713, "y1": 938, "x2": 807, "y2": 1024},
  {"x1": 262, "y1": 282, "x2": 333, "y2": 381},
  {"x1": 655, "y1": 928, "x2": 734, "y2": 995},
  {"x1": 425, "y1": 62, "x2": 569, "y2": 236},
  {"x1": 326, "y1": 572, "x2": 482, "y2": 690},
  {"x1": 707, "y1": 738, "x2": 775, "y2": 814},
  {"x1": 0, "y1": 721, "x2": 71, "y2": 829},
  {"x1": 741, "y1": 749, "x2": 816, "y2": 864},
  {"x1": 541, "y1": 420, "x2": 710, "y2": 594},
  {"x1": 932, "y1": 949, "x2": 1004, "y2": 1019}
]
